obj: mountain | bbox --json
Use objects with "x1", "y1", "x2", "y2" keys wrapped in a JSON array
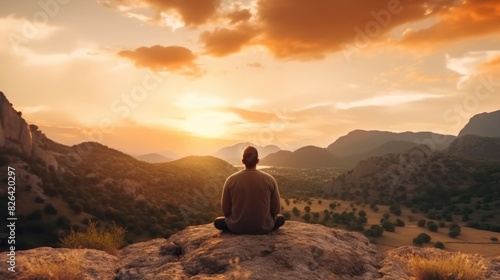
[
  {"x1": 448, "y1": 134, "x2": 500, "y2": 159},
  {"x1": 260, "y1": 146, "x2": 338, "y2": 168},
  {"x1": 323, "y1": 143, "x2": 500, "y2": 207},
  {"x1": 135, "y1": 153, "x2": 172, "y2": 163},
  {"x1": 458, "y1": 109, "x2": 500, "y2": 138},
  {"x1": 340, "y1": 140, "x2": 418, "y2": 167},
  {"x1": 0, "y1": 92, "x2": 237, "y2": 250},
  {"x1": 327, "y1": 130, "x2": 456, "y2": 158},
  {"x1": 212, "y1": 142, "x2": 281, "y2": 164}
]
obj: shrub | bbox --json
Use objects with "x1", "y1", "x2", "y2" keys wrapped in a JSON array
[
  {"x1": 413, "y1": 233, "x2": 432, "y2": 245},
  {"x1": 283, "y1": 212, "x2": 291, "y2": 220},
  {"x1": 363, "y1": 224, "x2": 383, "y2": 237},
  {"x1": 71, "y1": 202, "x2": 83, "y2": 214},
  {"x1": 57, "y1": 215, "x2": 72, "y2": 229},
  {"x1": 60, "y1": 221, "x2": 126, "y2": 254},
  {"x1": 27, "y1": 209, "x2": 42, "y2": 220},
  {"x1": 417, "y1": 219, "x2": 426, "y2": 227},
  {"x1": 427, "y1": 222, "x2": 438, "y2": 232},
  {"x1": 434, "y1": 241, "x2": 445, "y2": 249},
  {"x1": 44, "y1": 203, "x2": 58, "y2": 215},
  {"x1": 302, "y1": 213, "x2": 311, "y2": 222},
  {"x1": 408, "y1": 253, "x2": 486, "y2": 280},
  {"x1": 304, "y1": 206, "x2": 311, "y2": 213},
  {"x1": 382, "y1": 220, "x2": 395, "y2": 232},
  {"x1": 395, "y1": 218, "x2": 405, "y2": 227},
  {"x1": 491, "y1": 236, "x2": 498, "y2": 242},
  {"x1": 448, "y1": 222, "x2": 461, "y2": 238},
  {"x1": 292, "y1": 207, "x2": 300, "y2": 217}
]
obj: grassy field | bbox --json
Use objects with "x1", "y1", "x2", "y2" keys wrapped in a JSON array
[{"x1": 281, "y1": 197, "x2": 500, "y2": 257}]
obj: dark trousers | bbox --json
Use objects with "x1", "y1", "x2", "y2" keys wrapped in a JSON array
[{"x1": 214, "y1": 214, "x2": 286, "y2": 233}]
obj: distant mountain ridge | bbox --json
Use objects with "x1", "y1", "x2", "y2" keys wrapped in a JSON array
[
  {"x1": 327, "y1": 130, "x2": 456, "y2": 158},
  {"x1": 212, "y1": 142, "x2": 281, "y2": 164},
  {"x1": 458, "y1": 109, "x2": 500, "y2": 138},
  {"x1": 135, "y1": 153, "x2": 172, "y2": 163},
  {"x1": 260, "y1": 146, "x2": 338, "y2": 168},
  {"x1": 261, "y1": 131, "x2": 456, "y2": 168}
]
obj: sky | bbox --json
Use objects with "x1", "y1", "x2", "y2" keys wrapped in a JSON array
[{"x1": 1, "y1": 0, "x2": 499, "y2": 156}]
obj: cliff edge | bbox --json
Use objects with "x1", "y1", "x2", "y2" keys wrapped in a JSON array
[{"x1": 4, "y1": 221, "x2": 500, "y2": 279}]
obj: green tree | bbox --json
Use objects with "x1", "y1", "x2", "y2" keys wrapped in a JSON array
[
  {"x1": 283, "y1": 212, "x2": 291, "y2": 220},
  {"x1": 413, "y1": 233, "x2": 432, "y2": 245},
  {"x1": 427, "y1": 222, "x2": 438, "y2": 232},
  {"x1": 303, "y1": 213, "x2": 311, "y2": 222},
  {"x1": 434, "y1": 241, "x2": 445, "y2": 249},
  {"x1": 304, "y1": 206, "x2": 311, "y2": 213},
  {"x1": 417, "y1": 219, "x2": 426, "y2": 227},
  {"x1": 44, "y1": 204, "x2": 58, "y2": 215},
  {"x1": 382, "y1": 220, "x2": 395, "y2": 232},
  {"x1": 395, "y1": 218, "x2": 405, "y2": 227},
  {"x1": 448, "y1": 222, "x2": 461, "y2": 238}
]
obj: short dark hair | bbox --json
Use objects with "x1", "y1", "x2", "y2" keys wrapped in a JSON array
[{"x1": 242, "y1": 146, "x2": 259, "y2": 168}]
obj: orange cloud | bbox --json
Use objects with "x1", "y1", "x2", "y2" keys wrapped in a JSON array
[
  {"x1": 477, "y1": 55, "x2": 500, "y2": 72},
  {"x1": 227, "y1": 9, "x2": 252, "y2": 24},
  {"x1": 107, "y1": 0, "x2": 220, "y2": 25},
  {"x1": 400, "y1": 0, "x2": 500, "y2": 46},
  {"x1": 201, "y1": 25, "x2": 257, "y2": 57},
  {"x1": 118, "y1": 45, "x2": 202, "y2": 76},
  {"x1": 255, "y1": 0, "x2": 450, "y2": 59}
]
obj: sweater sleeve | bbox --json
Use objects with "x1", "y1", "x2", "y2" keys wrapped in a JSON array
[
  {"x1": 221, "y1": 178, "x2": 232, "y2": 217},
  {"x1": 270, "y1": 177, "x2": 281, "y2": 217}
]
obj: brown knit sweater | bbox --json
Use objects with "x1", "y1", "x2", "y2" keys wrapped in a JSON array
[{"x1": 221, "y1": 169, "x2": 281, "y2": 234}]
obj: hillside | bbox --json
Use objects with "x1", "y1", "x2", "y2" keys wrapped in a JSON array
[
  {"x1": 458, "y1": 109, "x2": 500, "y2": 137},
  {"x1": 0, "y1": 92, "x2": 237, "y2": 249},
  {"x1": 260, "y1": 146, "x2": 338, "y2": 168},
  {"x1": 327, "y1": 130, "x2": 456, "y2": 158},
  {"x1": 323, "y1": 143, "x2": 500, "y2": 232},
  {"x1": 448, "y1": 134, "x2": 500, "y2": 159},
  {"x1": 340, "y1": 140, "x2": 418, "y2": 167}
]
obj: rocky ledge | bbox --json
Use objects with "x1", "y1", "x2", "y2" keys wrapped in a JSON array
[{"x1": 4, "y1": 221, "x2": 500, "y2": 279}]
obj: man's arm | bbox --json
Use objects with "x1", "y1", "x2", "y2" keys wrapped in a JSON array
[
  {"x1": 221, "y1": 178, "x2": 232, "y2": 217},
  {"x1": 270, "y1": 177, "x2": 281, "y2": 217}
]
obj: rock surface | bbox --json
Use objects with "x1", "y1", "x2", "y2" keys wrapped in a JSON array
[
  {"x1": 5, "y1": 221, "x2": 500, "y2": 279},
  {"x1": 0, "y1": 91, "x2": 33, "y2": 155}
]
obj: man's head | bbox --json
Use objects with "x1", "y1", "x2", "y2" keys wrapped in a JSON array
[{"x1": 242, "y1": 146, "x2": 259, "y2": 169}]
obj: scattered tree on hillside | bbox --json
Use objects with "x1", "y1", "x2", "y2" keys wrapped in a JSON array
[
  {"x1": 417, "y1": 219, "x2": 426, "y2": 227},
  {"x1": 448, "y1": 222, "x2": 461, "y2": 238},
  {"x1": 427, "y1": 222, "x2": 438, "y2": 232},
  {"x1": 413, "y1": 233, "x2": 432, "y2": 246},
  {"x1": 382, "y1": 220, "x2": 395, "y2": 232}
]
